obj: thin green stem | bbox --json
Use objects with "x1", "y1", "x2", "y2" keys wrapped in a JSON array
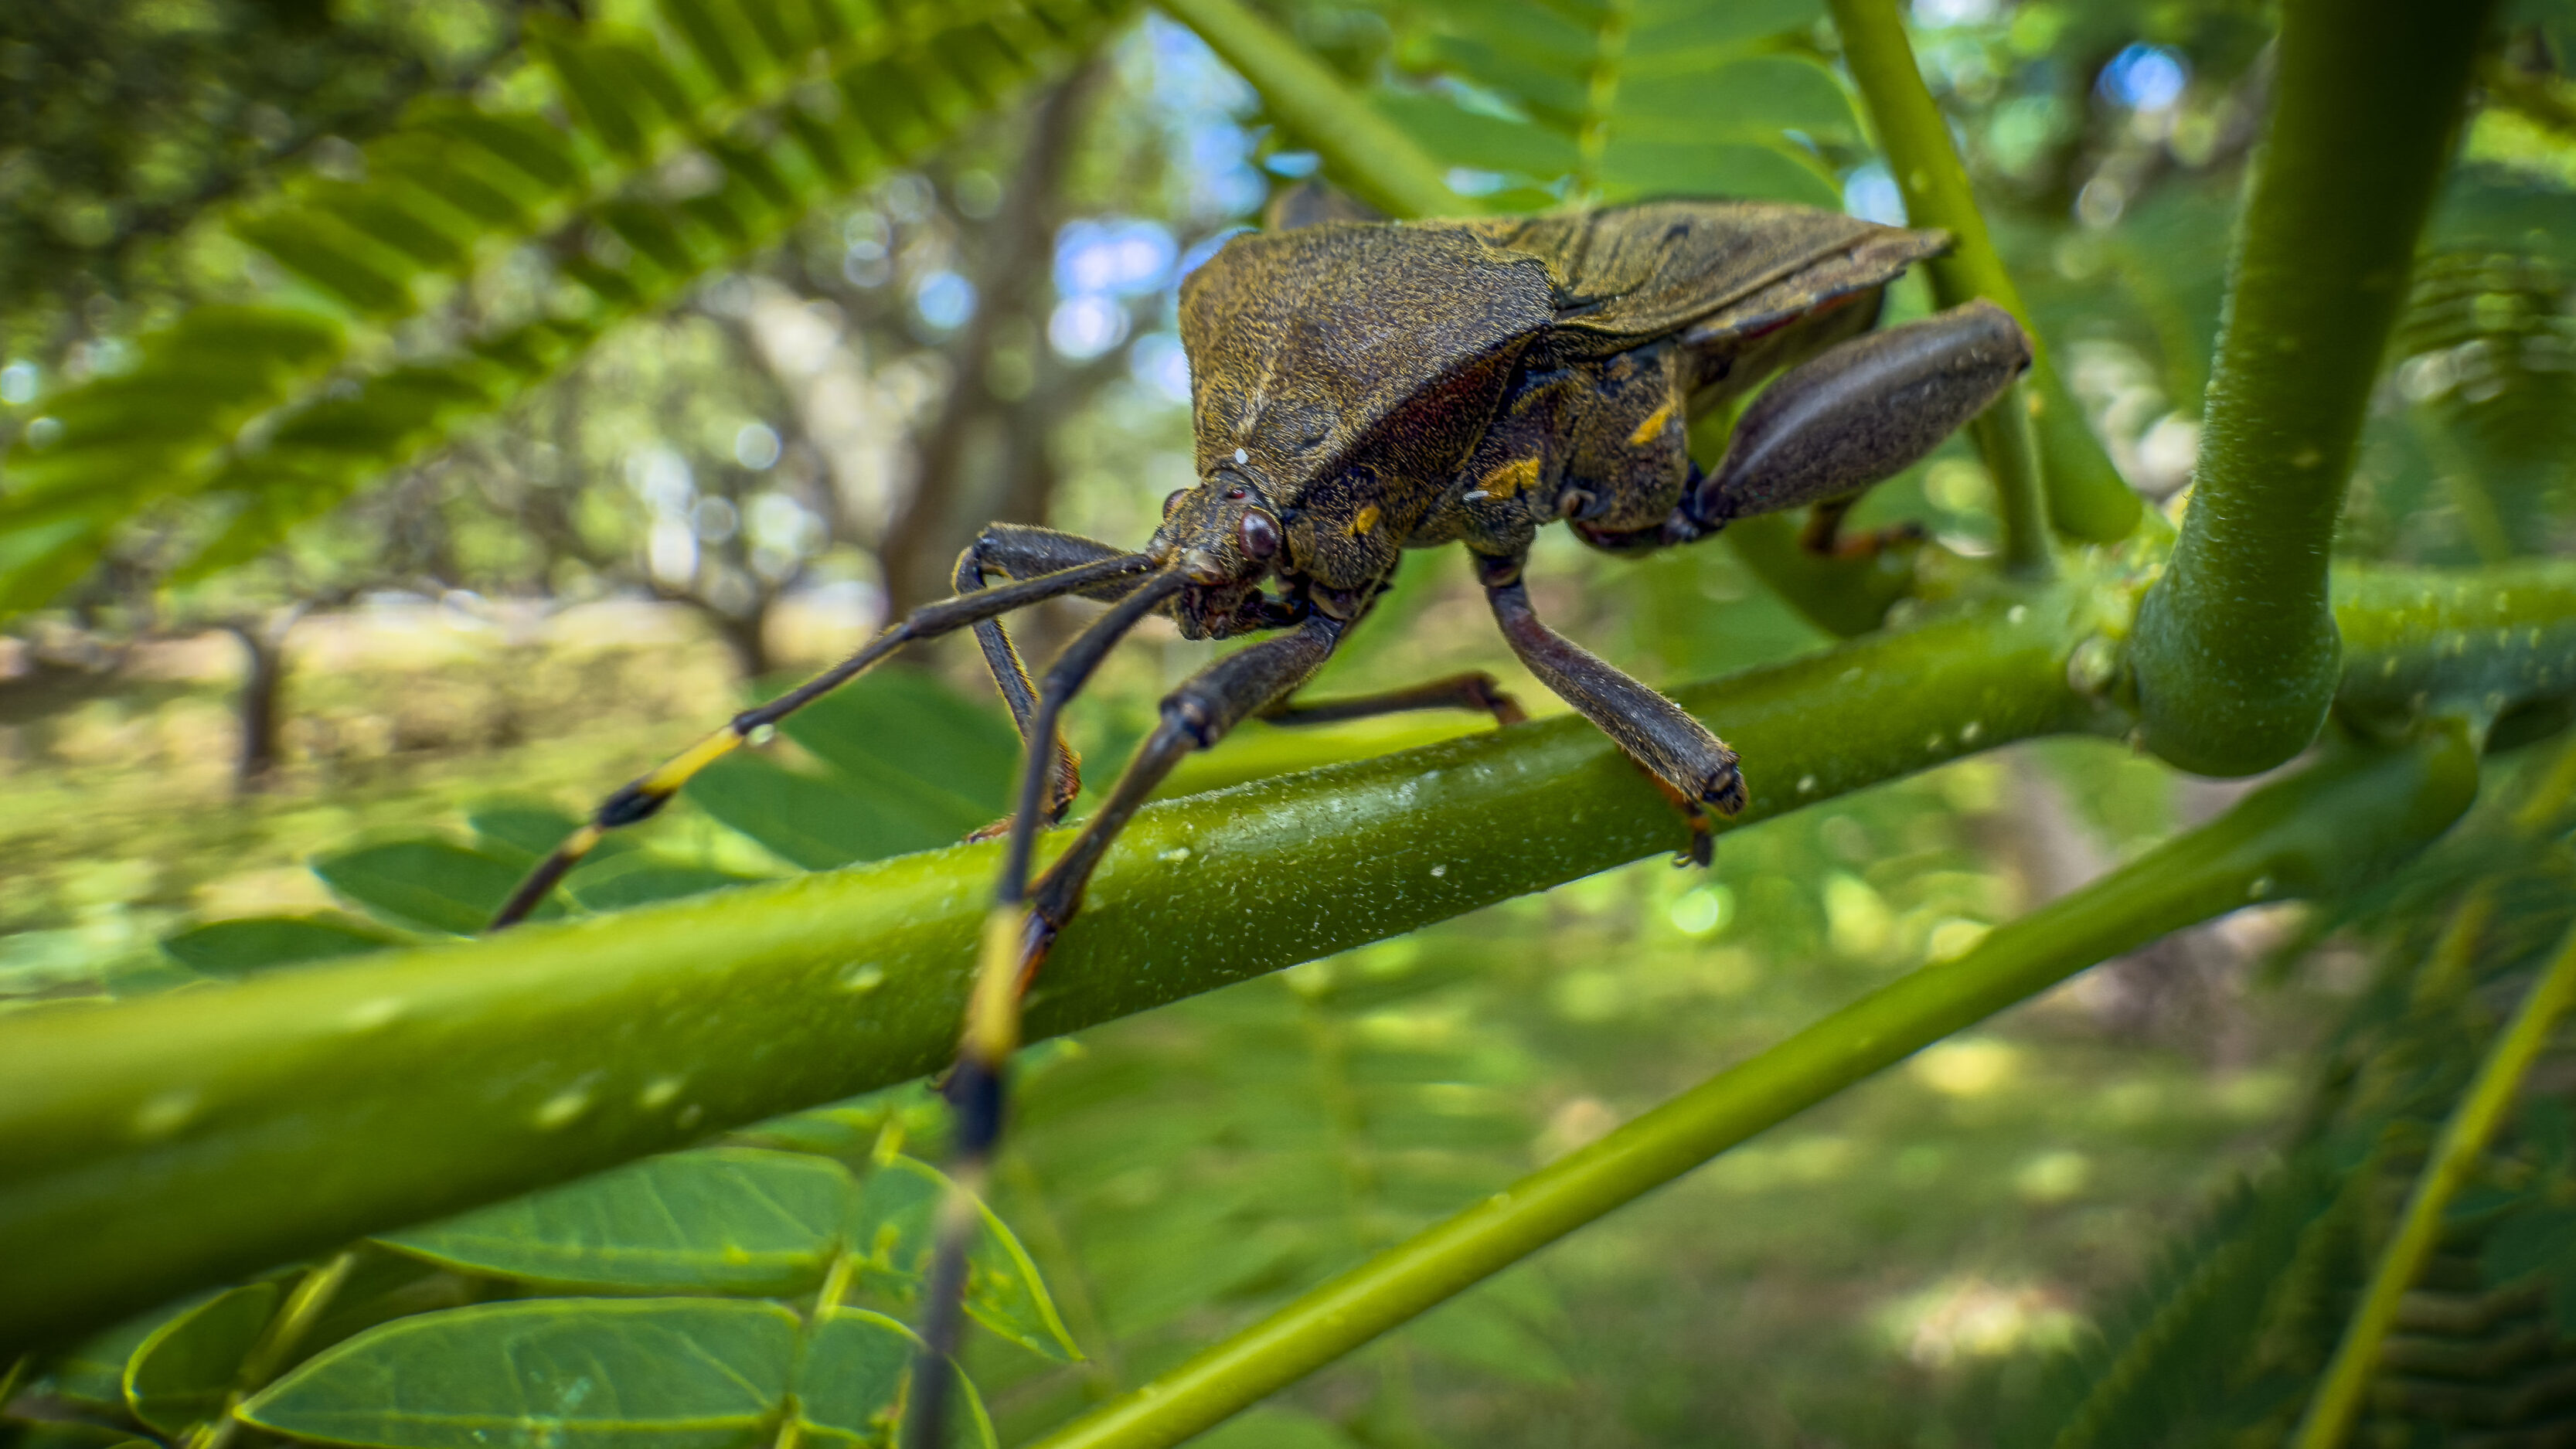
[
  {"x1": 2290, "y1": 916, "x2": 2576, "y2": 1449},
  {"x1": 1974, "y1": 383, "x2": 2052, "y2": 577},
  {"x1": 1826, "y1": 0, "x2": 2135, "y2": 556},
  {"x1": 2129, "y1": 0, "x2": 2499, "y2": 775},
  {"x1": 1152, "y1": 0, "x2": 1467, "y2": 220},
  {"x1": 1027, "y1": 731, "x2": 2481, "y2": 1449}
]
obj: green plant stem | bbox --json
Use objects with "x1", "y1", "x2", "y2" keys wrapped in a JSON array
[
  {"x1": 1029, "y1": 730, "x2": 2481, "y2": 1449},
  {"x1": 2129, "y1": 0, "x2": 2499, "y2": 776},
  {"x1": 1152, "y1": 0, "x2": 1466, "y2": 220},
  {"x1": 2290, "y1": 915, "x2": 2576, "y2": 1449},
  {"x1": 1826, "y1": 0, "x2": 2137, "y2": 553},
  {"x1": 6, "y1": 561, "x2": 2574, "y2": 1355},
  {"x1": 1975, "y1": 389, "x2": 2053, "y2": 577},
  {"x1": 0, "y1": 586, "x2": 2103, "y2": 1355}
]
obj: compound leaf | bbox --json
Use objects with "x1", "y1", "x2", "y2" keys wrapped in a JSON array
[
  {"x1": 377, "y1": 1148, "x2": 856, "y2": 1296},
  {"x1": 239, "y1": 1298, "x2": 801, "y2": 1449}
]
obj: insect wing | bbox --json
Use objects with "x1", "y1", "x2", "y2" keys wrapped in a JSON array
[{"x1": 1469, "y1": 200, "x2": 1943, "y2": 358}]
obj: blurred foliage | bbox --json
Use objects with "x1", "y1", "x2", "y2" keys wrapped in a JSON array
[
  {"x1": 0, "y1": 0, "x2": 526, "y2": 353},
  {"x1": 9, "y1": 0, "x2": 2576, "y2": 1444},
  {"x1": 2015, "y1": 739, "x2": 2576, "y2": 1448}
]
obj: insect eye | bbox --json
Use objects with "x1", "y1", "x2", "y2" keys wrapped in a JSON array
[
  {"x1": 1223, "y1": 486, "x2": 1248, "y2": 502},
  {"x1": 1238, "y1": 507, "x2": 1281, "y2": 560},
  {"x1": 1162, "y1": 488, "x2": 1189, "y2": 520}
]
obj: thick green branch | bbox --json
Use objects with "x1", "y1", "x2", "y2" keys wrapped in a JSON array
[
  {"x1": 1029, "y1": 728, "x2": 2482, "y2": 1449},
  {"x1": 2129, "y1": 0, "x2": 2498, "y2": 775},
  {"x1": 1152, "y1": 0, "x2": 1467, "y2": 220},
  {"x1": 0, "y1": 592, "x2": 2105, "y2": 1355},
  {"x1": 1826, "y1": 0, "x2": 2140, "y2": 553}
]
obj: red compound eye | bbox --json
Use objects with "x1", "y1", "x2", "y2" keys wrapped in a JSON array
[
  {"x1": 1238, "y1": 507, "x2": 1281, "y2": 560},
  {"x1": 1162, "y1": 488, "x2": 1188, "y2": 519},
  {"x1": 1223, "y1": 486, "x2": 1248, "y2": 501}
]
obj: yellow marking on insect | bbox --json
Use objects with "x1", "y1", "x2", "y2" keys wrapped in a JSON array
[
  {"x1": 1628, "y1": 401, "x2": 1676, "y2": 448},
  {"x1": 965, "y1": 906, "x2": 1027, "y2": 1063},
  {"x1": 1347, "y1": 504, "x2": 1381, "y2": 537},
  {"x1": 563, "y1": 824, "x2": 603, "y2": 859},
  {"x1": 639, "y1": 729, "x2": 743, "y2": 795},
  {"x1": 1478, "y1": 457, "x2": 1540, "y2": 498}
]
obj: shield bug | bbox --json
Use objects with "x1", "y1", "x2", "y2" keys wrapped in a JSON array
[{"x1": 488, "y1": 198, "x2": 2033, "y2": 1434}]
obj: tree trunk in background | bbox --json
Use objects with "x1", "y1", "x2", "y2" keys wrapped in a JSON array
[
  {"x1": 880, "y1": 57, "x2": 1106, "y2": 611},
  {"x1": 704, "y1": 598, "x2": 774, "y2": 682},
  {"x1": 223, "y1": 611, "x2": 298, "y2": 794}
]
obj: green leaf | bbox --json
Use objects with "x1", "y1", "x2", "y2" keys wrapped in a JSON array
[
  {"x1": 849, "y1": 1157, "x2": 1080, "y2": 1362},
  {"x1": 1613, "y1": 55, "x2": 1860, "y2": 148},
  {"x1": 792, "y1": 1309, "x2": 995, "y2": 1449},
  {"x1": 2482, "y1": 1203, "x2": 2576, "y2": 1329},
  {"x1": 239, "y1": 1298, "x2": 801, "y2": 1449},
  {"x1": 161, "y1": 917, "x2": 407, "y2": 975},
  {"x1": 6, "y1": 1426, "x2": 158, "y2": 1449},
  {"x1": 1625, "y1": 0, "x2": 1823, "y2": 57},
  {"x1": 47, "y1": 1293, "x2": 216, "y2": 1411},
  {"x1": 660, "y1": 0, "x2": 753, "y2": 93},
  {"x1": 467, "y1": 805, "x2": 641, "y2": 867},
  {"x1": 773, "y1": 668, "x2": 1019, "y2": 818},
  {"x1": 377, "y1": 1148, "x2": 856, "y2": 1295},
  {"x1": 1597, "y1": 138, "x2": 1840, "y2": 208},
  {"x1": 567, "y1": 862, "x2": 767, "y2": 913},
  {"x1": 312, "y1": 838, "x2": 556, "y2": 934},
  {"x1": 1372, "y1": 92, "x2": 1578, "y2": 179},
  {"x1": 124, "y1": 1280, "x2": 284, "y2": 1435},
  {"x1": 234, "y1": 217, "x2": 420, "y2": 316},
  {"x1": 1405, "y1": 32, "x2": 1587, "y2": 122},
  {"x1": 684, "y1": 756, "x2": 958, "y2": 869}
]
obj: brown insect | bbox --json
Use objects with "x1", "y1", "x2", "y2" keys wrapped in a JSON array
[{"x1": 487, "y1": 196, "x2": 2032, "y2": 1440}]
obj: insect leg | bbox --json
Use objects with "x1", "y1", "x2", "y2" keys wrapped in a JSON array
[
  {"x1": 951, "y1": 525, "x2": 1148, "y2": 832},
  {"x1": 1475, "y1": 552, "x2": 1744, "y2": 866},
  {"x1": 1795, "y1": 494, "x2": 1928, "y2": 560},
  {"x1": 1259, "y1": 672, "x2": 1527, "y2": 728},
  {"x1": 1673, "y1": 299, "x2": 2030, "y2": 543},
  {"x1": 485, "y1": 548, "x2": 1157, "y2": 930},
  {"x1": 907, "y1": 612, "x2": 1343, "y2": 1449}
]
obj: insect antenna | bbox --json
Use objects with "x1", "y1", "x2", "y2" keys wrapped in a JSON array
[
  {"x1": 485, "y1": 549, "x2": 1159, "y2": 930},
  {"x1": 904, "y1": 564, "x2": 1188, "y2": 1449}
]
